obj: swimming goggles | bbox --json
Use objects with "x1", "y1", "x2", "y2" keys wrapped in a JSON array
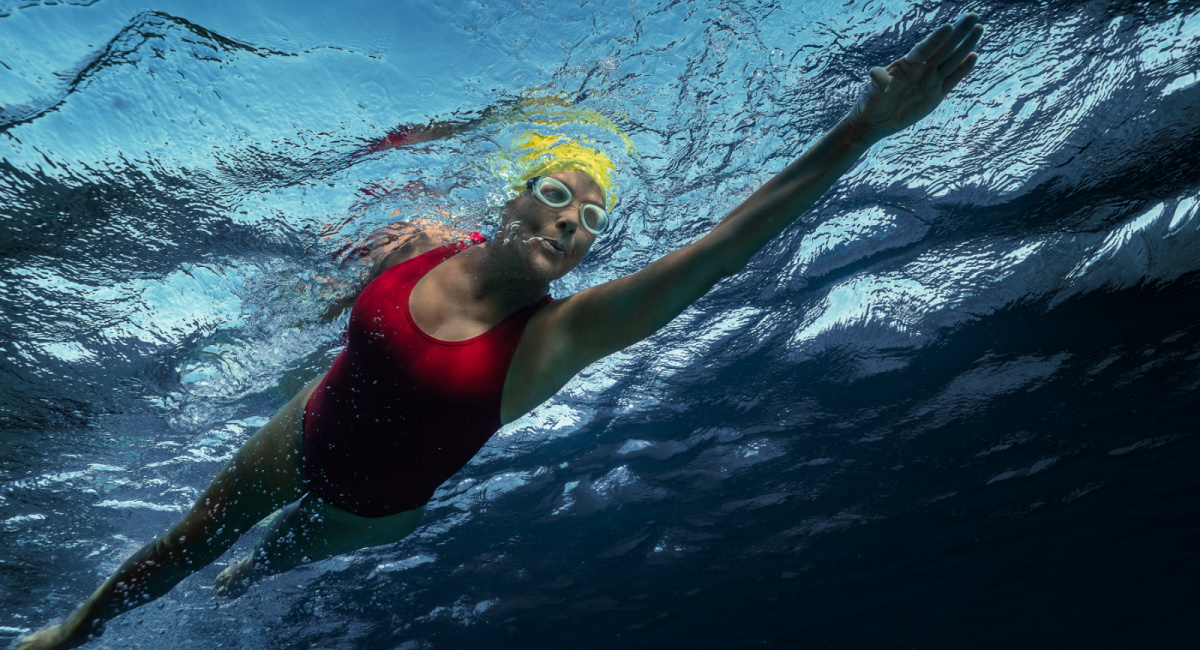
[{"x1": 525, "y1": 176, "x2": 610, "y2": 236}]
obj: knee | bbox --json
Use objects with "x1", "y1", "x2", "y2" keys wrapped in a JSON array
[
  {"x1": 150, "y1": 532, "x2": 208, "y2": 569},
  {"x1": 150, "y1": 531, "x2": 187, "y2": 562},
  {"x1": 154, "y1": 519, "x2": 241, "y2": 569}
]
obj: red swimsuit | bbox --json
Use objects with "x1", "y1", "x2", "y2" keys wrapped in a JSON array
[{"x1": 303, "y1": 238, "x2": 552, "y2": 517}]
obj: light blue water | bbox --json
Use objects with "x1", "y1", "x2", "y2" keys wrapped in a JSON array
[{"x1": 3, "y1": 1, "x2": 1200, "y2": 648}]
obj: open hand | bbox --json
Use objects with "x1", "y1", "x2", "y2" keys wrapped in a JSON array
[{"x1": 850, "y1": 12, "x2": 985, "y2": 139}]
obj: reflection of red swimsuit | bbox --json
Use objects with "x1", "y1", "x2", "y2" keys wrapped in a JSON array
[{"x1": 303, "y1": 237, "x2": 552, "y2": 517}]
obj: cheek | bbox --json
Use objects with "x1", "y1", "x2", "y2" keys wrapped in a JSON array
[
  {"x1": 498, "y1": 216, "x2": 529, "y2": 240},
  {"x1": 500, "y1": 200, "x2": 529, "y2": 228},
  {"x1": 508, "y1": 207, "x2": 541, "y2": 231},
  {"x1": 575, "y1": 238, "x2": 594, "y2": 260}
]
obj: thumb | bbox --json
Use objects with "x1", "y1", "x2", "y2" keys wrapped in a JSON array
[{"x1": 868, "y1": 66, "x2": 891, "y2": 95}]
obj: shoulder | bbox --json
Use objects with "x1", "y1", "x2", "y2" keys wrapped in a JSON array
[{"x1": 367, "y1": 228, "x2": 443, "y2": 280}]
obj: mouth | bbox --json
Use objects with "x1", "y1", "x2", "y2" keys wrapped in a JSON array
[{"x1": 533, "y1": 237, "x2": 566, "y2": 256}]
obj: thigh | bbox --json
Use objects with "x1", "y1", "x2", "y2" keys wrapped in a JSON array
[
  {"x1": 302, "y1": 496, "x2": 425, "y2": 556},
  {"x1": 166, "y1": 376, "x2": 322, "y2": 545}
]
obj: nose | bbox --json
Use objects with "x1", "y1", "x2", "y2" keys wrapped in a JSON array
[{"x1": 555, "y1": 210, "x2": 579, "y2": 236}]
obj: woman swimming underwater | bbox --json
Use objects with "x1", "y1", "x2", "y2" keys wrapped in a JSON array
[{"x1": 18, "y1": 13, "x2": 984, "y2": 649}]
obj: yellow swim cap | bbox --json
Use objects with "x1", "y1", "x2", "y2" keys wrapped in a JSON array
[{"x1": 508, "y1": 132, "x2": 617, "y2": 209}]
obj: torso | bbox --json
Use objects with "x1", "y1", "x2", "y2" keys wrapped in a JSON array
[
  {"x1": 400, "y1": 237, "x2": 573, "y2": 424},
  {"x1": 408, "y1": 250, "x2": 520, "y2": 341},
  {"x1": 302, "y1": 239, "x2": 553, "y2": 516}
]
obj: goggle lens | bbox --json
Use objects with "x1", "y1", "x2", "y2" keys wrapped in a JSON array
[{"x1": 581, "y1": 205, "x2": 609, "y2": 235}]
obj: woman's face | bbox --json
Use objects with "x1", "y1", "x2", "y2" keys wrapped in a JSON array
[{"x1": 500, "y1": 169, "x2": 605, "y2": 282}]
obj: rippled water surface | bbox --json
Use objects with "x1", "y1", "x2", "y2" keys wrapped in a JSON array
[{"x1": 3, "y1": 0, "x2": 1200, "y2": 648}]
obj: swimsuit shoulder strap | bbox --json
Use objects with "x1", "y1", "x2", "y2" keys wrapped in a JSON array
[{"x1": 393, "y1": 234, "x2": 482, "y2": 277}]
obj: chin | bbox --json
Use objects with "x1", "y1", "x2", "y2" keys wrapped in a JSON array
[
  {"x1": 522, "y1": 246, "x2": 575, "y2": 281},
  {"x1": 518, "y1": 254, "x2": 559, "y2": 282}
]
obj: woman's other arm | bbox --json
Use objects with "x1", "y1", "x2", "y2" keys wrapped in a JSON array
[{"x1": 316, "y1": 222, "x2": 444, "y2": 322}]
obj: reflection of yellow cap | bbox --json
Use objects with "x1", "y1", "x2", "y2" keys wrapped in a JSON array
[
  {"x1": 509, "y1": 132, "x2": 616, "y2": 208},
  {"x1": 496, "y1": 90, "x2": 636, "y2": 210}
]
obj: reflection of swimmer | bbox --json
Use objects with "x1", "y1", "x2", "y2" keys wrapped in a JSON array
[
  {"x1": 356, "y1": 88, "x2": 627, "y2": 156},
  {"x1": 18, "y1": 14, "x2": 984, "y2": 649}
]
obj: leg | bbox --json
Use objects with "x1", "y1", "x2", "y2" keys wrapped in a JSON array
[
  {"x1": 215, "y1": 494, "x2": 424, "y2": 597},
  {"x1": 16, "y1": 377, "x2": 322, "y2": 650}
]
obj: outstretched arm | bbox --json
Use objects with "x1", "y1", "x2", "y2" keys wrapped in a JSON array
[{"x1": 549, "y1": 13, "x2": 985, "y2": 371}]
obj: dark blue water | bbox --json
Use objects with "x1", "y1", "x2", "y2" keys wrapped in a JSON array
[{"x1": 3, "y1": 1, "x2": 1199, "y2": 648}]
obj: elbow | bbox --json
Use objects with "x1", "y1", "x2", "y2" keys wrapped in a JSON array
[{"x1": 698, "y1": 225, "x2": 754, "y2": 280}]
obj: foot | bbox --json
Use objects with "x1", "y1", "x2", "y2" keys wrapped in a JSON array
[
  {"x1": 13, "y1": 618, "x2": 94, "y2": 650},
  {"x1": 214, "y1": 553, "x2": 257, "y2": 599}
]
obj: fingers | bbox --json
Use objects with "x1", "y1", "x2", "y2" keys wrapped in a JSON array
[
  {"x1": 904, "y1": 23, "x2": 954, "y2": 64},
  {"x1": 904, "y1": 13, "x2": 981, "y2": 69},
  {"x1": 942, "y1": 52, "x2": 979, "y2": 93},
  {"x1": 929, "y1": 13, "x2": 980, "y2": 67},
  {"x1": 939, "y1": 23, "x2": 984, "y2": 76}
]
